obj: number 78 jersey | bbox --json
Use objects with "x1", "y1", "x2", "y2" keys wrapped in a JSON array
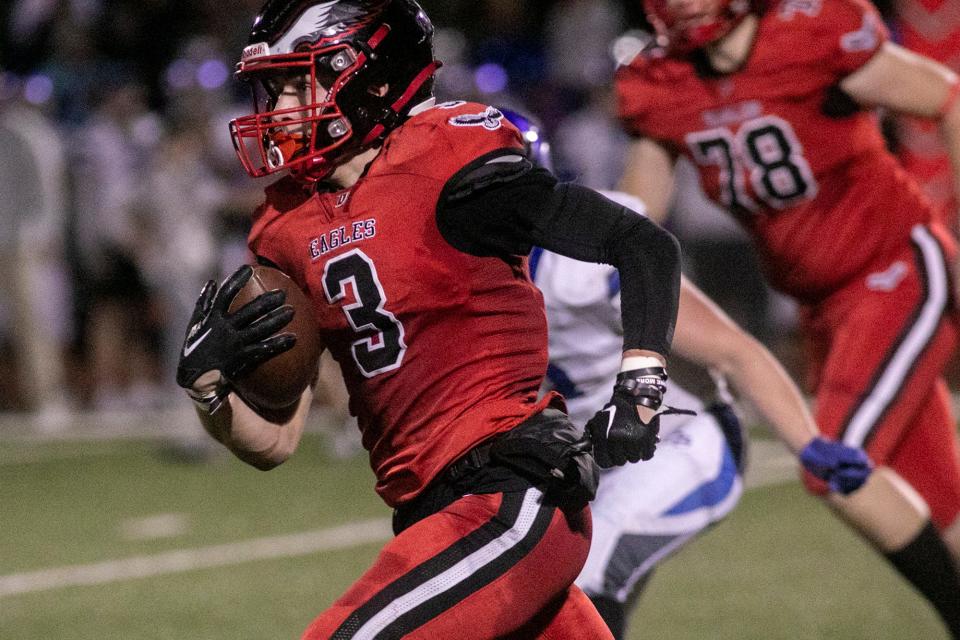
[{"x1": 616, "y1": 0, "x2": 937, "y2": 302}]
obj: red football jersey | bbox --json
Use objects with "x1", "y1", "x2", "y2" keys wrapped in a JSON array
[
  {"x1": 617, "y1": 0, "x2": 937, "y2": 301},
  {"x1": 248, "y1": 101, "x2": 559, "y2": 507}
]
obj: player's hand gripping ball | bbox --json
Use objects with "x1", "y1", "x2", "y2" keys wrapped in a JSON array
[
  {"x1": 177, "y1": 265, "x2": 322, "y2": 412},
  {"x1": 228, "y1": 266, "x2": 322, "y2": 410}
]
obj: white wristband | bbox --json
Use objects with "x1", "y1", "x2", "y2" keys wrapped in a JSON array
[{"x1": 620, "y1": 355, "x2": 664, "y2": 373}]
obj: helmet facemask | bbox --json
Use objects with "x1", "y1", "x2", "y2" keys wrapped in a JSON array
[
  {"x1": 229, "y1": 0, "x2": 440, "y2": 184},
  {"x1": 231, "y1": 42, "x2": 366, "y2": 182}
]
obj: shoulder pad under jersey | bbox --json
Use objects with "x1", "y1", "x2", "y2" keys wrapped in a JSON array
[
  {"x1": 373, "y1": 100, "x2": 525, "y2": 184},
  {"x1": 770, "y1": 0, "x2": 887, "y2": 76}
]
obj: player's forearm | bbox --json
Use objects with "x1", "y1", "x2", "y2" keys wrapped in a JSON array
[
  {"x1": 939, "y1": 88, "x2": 960, "y2": 235},
  {"x1": 722, "y1": 342, "x2": 817, "y2": 454},
  {"x1": 842, "y1": 44, "x2": 960, "y2": 215},
  {"x1": 618, "y1": 138, "x2": 675, "y2": 224},
  {"x1": 673, "y1": 279, "x2": 815, "y2": 453},
  {"x1": 195, "y1": 389, "x2": 311, "y2": 470},
  {"x1": 599, "y1": 204, "x2": 682, "y2": 355},
  {"x1": 840, "y1": 43, "x2": 958, "y2": 119}
]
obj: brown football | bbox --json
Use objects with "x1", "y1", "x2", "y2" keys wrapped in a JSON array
[{"x1": 228, "y1": 265, "x2": 322, "y2": 412}]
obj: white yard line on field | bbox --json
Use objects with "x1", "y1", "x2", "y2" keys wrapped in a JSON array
[
  {"x1": 0, "y1": 518, "x2": 393, "y2": 599},
  {"x1": 0, "y1": 444, "x2": 799, "y2": 599},
  {"x1": 744, "y1": 440, "x2": 798, "y2": 489},
  {"x1": 0, "y1": 448, "x2": 137, "y2": 467}
]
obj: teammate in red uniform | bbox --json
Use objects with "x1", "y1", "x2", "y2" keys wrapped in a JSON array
[
  {"x1": 616, "y1": 0, "x2": 960, "y2": 633},
  {"x1": 173, "y1": 1, "x2": 683, "y2": 638}
]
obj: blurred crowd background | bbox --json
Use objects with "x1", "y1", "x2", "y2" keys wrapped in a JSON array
[{"x1": 0, "y1": 0, "x2": 956, "y2": 430}]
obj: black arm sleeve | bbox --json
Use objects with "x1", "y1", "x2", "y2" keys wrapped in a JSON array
[{"x1": 436, "y1": 151, "x2": 681, "y2": 355}]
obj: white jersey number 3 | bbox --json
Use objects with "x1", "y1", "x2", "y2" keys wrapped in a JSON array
[{"x1": 322, "y1": 249, "x2": 407, "y2": 378}]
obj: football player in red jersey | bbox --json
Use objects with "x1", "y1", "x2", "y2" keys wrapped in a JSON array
[
  {"x1": 173, "y1": 1, "x2": 684, "y2": 638},
  {"x1": 616, "y1": 0, "x2": 960, "y2": 633},
  {"x1": 502, "y1": 107, "x2": 873, "y2": 639}
]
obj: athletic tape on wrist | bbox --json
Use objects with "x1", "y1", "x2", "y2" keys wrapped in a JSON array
[{"x1": 619, "y1": 355, "x2": 665, "y2": 373}]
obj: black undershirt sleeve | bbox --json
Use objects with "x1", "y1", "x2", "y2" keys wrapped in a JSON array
[{"x1": 436, "y1": 150, "x2": 681, "y2": 355}]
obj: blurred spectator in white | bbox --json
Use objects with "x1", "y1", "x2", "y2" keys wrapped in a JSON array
[
  {"x1": 70, "y1": 76, "x2": 165, "y2": 411},
  {"x1": 553, "y1": 87, "x2": 630, "y2": 188},
  {"x1": 433, "y1": 27, "x2": 476, "y2": 99},
  {"x1": 545, "y1": 0, "x2": 624, "y2": 91},
  {"x1": 144, "y1": 36, "x2": 263, "y2": 403},
  {"x1": 546, "y1": 4, "x2": 629, "y2": 187},
  {"x1": 142, "y1": 118, "x2": 223, "y2": 402},
  {"x1": 0, "y1": 71, "x2": 72, "y2": 426}
]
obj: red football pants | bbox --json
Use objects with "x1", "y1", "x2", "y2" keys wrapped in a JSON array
[
  {"x1": 801, "y1": 224, "x2": 960, "y2": 530},
  {"x1": 301, "y1": 487, "x2": 613, "y2": 639}
]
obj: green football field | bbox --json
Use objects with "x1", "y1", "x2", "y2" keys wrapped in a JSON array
[{"x1": 0, "y1": 428, "x2": 948, "y2": 639}]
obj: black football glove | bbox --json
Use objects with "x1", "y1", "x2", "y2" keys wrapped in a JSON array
[
  {"x1": 176, "y1": 265, "x2": 296, "y2": 391},
  {"x1": 586, "y1": 366, "x2": 695, "y2": 468}
]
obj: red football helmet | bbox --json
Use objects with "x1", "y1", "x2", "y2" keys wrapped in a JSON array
[
  {"x1": 230, "y1": 0, "x2": 440, "y2": 182},
  {"x1": 643, "y1": 0, "x2": 755, "y2": 54}
]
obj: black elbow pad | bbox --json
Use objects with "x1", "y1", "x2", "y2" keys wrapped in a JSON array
[{"x1": 436, "y1": 149, "x2": 557, "y2": 257}]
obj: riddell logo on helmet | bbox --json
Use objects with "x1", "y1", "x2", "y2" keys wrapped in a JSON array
[{"x1": 242, "y1": 42, "x2": 270, "y2": 61}]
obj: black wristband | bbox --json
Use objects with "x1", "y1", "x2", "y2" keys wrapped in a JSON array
[{"x1": 614, "y1": 367, "x2": 667, "y2": 409}]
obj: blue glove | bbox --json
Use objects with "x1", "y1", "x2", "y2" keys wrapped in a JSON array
[{"x1": 799, "y1": 437, "x2": 873, "y2": 495}]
